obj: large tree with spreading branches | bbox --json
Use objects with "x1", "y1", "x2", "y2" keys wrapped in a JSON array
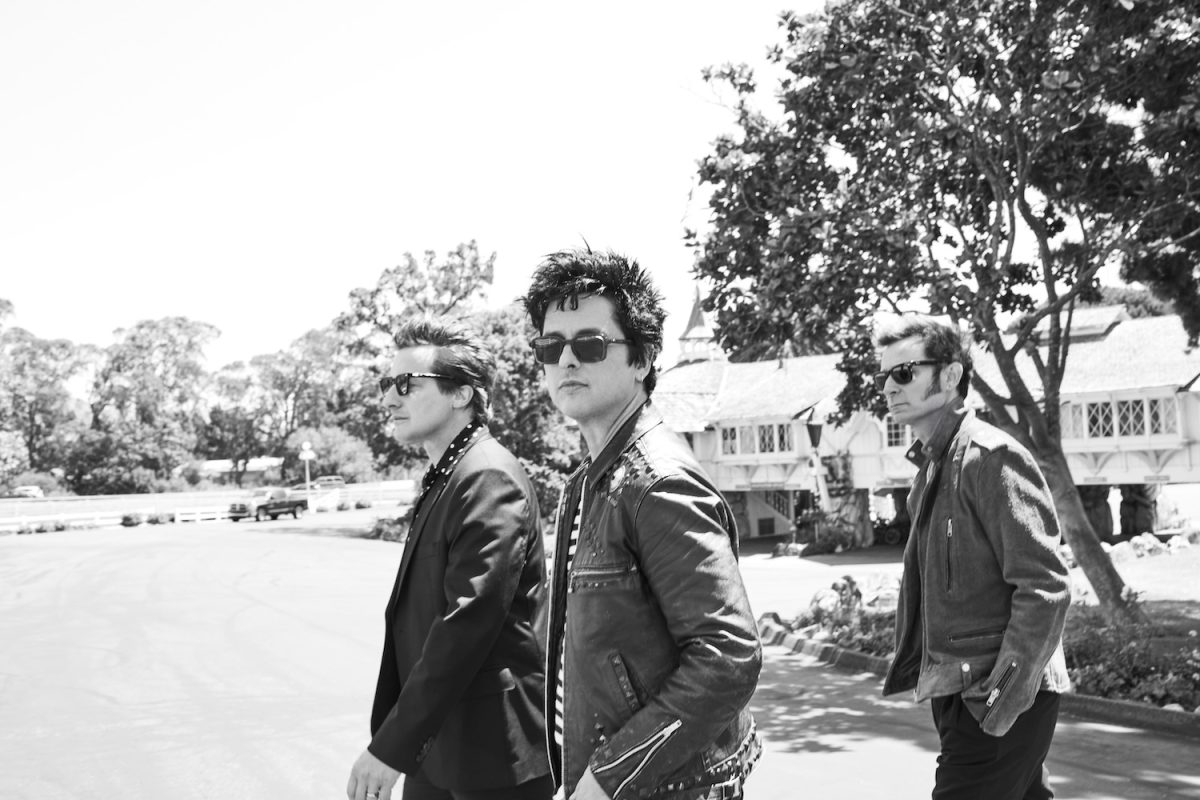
[{"x1": 690, "y1": 0, "x2": 1200, "y2": 624}]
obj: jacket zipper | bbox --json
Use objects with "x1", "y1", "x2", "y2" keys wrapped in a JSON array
[
  {"x1": 982, "y1": 660, "x2": 1019, "y2": 725},
  {"x1": 944, "y1": 518, "x2": 954, "y2": 592},
  {"x1": 593, "y1": 718, "x2": 683, "y2": 798}
]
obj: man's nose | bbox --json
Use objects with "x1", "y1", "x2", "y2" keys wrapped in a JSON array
[{"x1": 555, "y1": 343, "x2": 580, "y2": 367}]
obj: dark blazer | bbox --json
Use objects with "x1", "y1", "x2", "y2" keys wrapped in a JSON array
[{"x1": 368, "y1": 429, "x2": 551, "y2": 791}]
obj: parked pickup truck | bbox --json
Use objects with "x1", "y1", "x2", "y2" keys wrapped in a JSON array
[{"x1": 229, "y1": 486, "x2": 307, "y2": 521}]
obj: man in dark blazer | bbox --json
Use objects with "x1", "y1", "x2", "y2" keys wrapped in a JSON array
[{"x1": 346, "y1": 319, "x2": 552, "y2": 800}]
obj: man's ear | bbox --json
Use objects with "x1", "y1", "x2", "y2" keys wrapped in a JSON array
[
  {"x1": 942, "y1": 362, "x2": 964, "y2": 393},
  {"x1": 453, "y1": 384, "x2": 474, "y2": 410}
]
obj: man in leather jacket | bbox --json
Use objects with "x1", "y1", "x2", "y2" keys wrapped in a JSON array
[
  {"x1": 522, "y1": 249, "x2": 762, "y2": 800},
  {"x1": 875, "y1": 315, "x2": 1071, "y2": 800}
]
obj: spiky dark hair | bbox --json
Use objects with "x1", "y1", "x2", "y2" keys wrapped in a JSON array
[{"x1": 522, "y1": 247, "x2": 666, "y2": 395}]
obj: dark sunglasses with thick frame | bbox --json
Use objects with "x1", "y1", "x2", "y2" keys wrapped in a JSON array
[
  {"x1": 378, "y1": 372, "x2": 458, "y2": 396},
  {"x1": 529, "y1": 333, "x2": 632, "y2": 365},
  {"x1": 872, "y1": 360, "x2": 942, "y2": 391}
]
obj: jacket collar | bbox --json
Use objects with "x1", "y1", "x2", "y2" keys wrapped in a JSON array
[
  {"x1": 905, "y1": 396, "x2": 969, "y2": 468},
  {"x1": 585, "y1": 399, "x2": 660, "y2": 485}
]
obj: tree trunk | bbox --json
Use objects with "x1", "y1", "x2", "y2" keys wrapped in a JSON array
[
  {"x1": 1038, "y1": 450, "x2": 1148, "y2": 626},
  {"x1": 1076, "y1": 484, "x2": 1115, "y2": 543}
]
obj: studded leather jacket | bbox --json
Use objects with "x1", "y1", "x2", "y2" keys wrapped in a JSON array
[{"x1": 545, "y1": 402, "x2": 762, "y2": 800}]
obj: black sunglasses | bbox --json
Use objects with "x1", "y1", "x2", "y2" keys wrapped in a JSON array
[
  {"x1": 530, "y1": 333, "x2": 632, "y2": 365},
  {"x1": 378, "y1": 372, "x2": 457, "y2": 396},
  {"x1": 872, "y1": 360, "x2": 942, "y2": 391}
]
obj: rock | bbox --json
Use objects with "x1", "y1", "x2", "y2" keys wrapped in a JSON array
[
  {"x1": 1163, "y1": 703, "x2": 1185, "y2": 713},
  {"x1": 1168, "y1": 535, "x2": 1191, "y2": 552},
  {"x1": 1130, "y1": 533, "x2": 1165, "y2": 557},
  {"x1": 1108, "y1": 541, "x2": 1137, "y2": 563}
]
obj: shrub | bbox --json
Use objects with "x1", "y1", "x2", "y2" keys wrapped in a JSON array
[
  {"x1": 337, "y1": 501, "x2": 352, "y2": 512},
  {"x1": 366, "y1": 516, "x2": 409, "y2": 543},
  {"x1": 147, "y1": 513, "x2": 175, "y2": 525},
  {"x1": 53, "y1": 521, "x2": 68, "y2": 532},
  {"x1": 16, "y1": 525, "x2": 33, "y2": 535},
  {"x1": 120, "y1": 513, "x2": 143, "y2": 527},
  {"x1": 34, "y1": 523, "x2": 50, "y2": 533},
  {"x1": 355, "y1": 499, "x2": 373, "y2": 509}
]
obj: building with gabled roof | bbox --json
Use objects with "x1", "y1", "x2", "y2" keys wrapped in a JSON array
[{"x1": 657, "y1": 297, "x2": 1200, "y2": 542}]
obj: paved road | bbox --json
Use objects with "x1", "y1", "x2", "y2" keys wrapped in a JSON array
[{"x1": 2, "y1": 523, "x2": 1197, "y2": 799}]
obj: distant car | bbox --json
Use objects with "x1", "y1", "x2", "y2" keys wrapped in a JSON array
[
  {"x1": 229, "y1": 486, "x2": 307, "y2": 522},
  {"x1": 313, "y1": 475, "x2": 346, "y2": 487},
  {"x1": 11, "y1": 485, "x2": 44, "y2": 498}
]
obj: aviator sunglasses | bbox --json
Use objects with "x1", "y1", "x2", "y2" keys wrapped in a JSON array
[
  {"x1": 378, "y1": 372, "x2": 457, "y2": 396},
  {"x1": 529, "y1": 333, "x2": 632, "y2": 365},
  {"x1": 872, "y1": 360, "x2": 942, "y2": 391}
]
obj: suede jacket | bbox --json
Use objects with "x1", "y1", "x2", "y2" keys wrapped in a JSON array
[
  {"x1": 882, "y1": 401, "x2": 1072, "y2": 737},
  {"x1": 545, "y1": 402, "x2": 762, "y2": 800}
]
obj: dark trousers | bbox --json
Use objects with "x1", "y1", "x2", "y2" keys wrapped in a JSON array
[
  {"x1": 401, "y1": 769, "x2": 554, "y2": 800},
  {"x1": 930, "y1": 691, "x2": 1060, "y2": 800}
]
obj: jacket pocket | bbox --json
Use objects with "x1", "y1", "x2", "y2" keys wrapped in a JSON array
[
  {"x1": 980, "y1": 660, "x2": 1018, "y2": 725},
  {"x1": 570, "y1": 562, "x2": 640, "y2": 592},
  {"x1": 465, "y1": 666, "x2": 516, "y2": 698},
  {"x1": 947, "y1": 627, "x2": 1005, "y2": 644},
  {"x1": 944, "y1": 518, "x2": 954, "y2": 592},
  {"x1": 608, "y1": 652, "x2": 644, "y2": 715}
]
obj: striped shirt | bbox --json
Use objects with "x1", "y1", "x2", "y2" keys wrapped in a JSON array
[{"x1": 553, "y1": 501, "x2": 582, "y2": 752}]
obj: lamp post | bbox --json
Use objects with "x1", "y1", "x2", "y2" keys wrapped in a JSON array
[{"x1": 299, "y1": 441, "x2": 314, "y2": 511}]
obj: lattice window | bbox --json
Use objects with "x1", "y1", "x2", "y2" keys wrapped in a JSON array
[
  {"x1": 721, "y1": 427, "x2": 737, "y2": 455},
  {"x1": 766, "y1": 490, "x2": 791, "y2": 517},
  {"x1": 1149, "y1": 397, "x2": 1178, "y2": 435},
  {"x1": 1087, "y1": 402, "x2": 1114, "y2": 438},
  {"x1": 757, "y1": 425, "x2": 776, "y2": 453},
  {"x1": 1117, "y1": 400, "x2": 1145, "y2": 437},
  {"x1": 886, "y1": 417, "x2": 909, "y2": 448},
  {"x1": 777, "y1": 424, "x2": 794, "y2": 452},
  {"x1": 738, "y1": 425, "x2": 757, "y2": 454},
  {"x1": 1060, "y1": 403, "x2": 1082, "y2": 439}
]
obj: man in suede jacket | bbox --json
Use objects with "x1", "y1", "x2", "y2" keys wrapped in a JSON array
[{"x1": 876, "y1": 314, "x2": 1071, "y2": 800}]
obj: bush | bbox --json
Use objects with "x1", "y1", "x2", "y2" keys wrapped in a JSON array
[
  {"x1": 146, "y1": 513, "x2": 174, "y2": 525},
  {"x1": 355, "y1": 499, "x2": 373, "y2": 509},
  {"x1": 1064, "y1": 605, "x2": 1200, "y2": 711},
  {"x1": 120, "y1": 513, "x2": 143, "y2": 527},
  {"x1": 16, "y1": 525, "x2": 33, "y2": 535},
  {"x1": 366, "y1": 516, "x2": 409, "y2": 543},
  {"x1": 34, "y1": 523, "x2": 50, "y2": 533},
  {"x1": 337, "y1": 501, "x2": 352, "y2": 512},
  {"x1": 53, "y1": 521, "x2": 68, "y2": 532}
]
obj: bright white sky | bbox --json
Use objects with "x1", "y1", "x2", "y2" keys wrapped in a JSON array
[{"x1": 1, "y1": 1, "x2": 819, "y2": 370}]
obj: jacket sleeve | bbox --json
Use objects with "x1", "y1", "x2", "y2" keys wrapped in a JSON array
[
  {"x1": 588, "y1": 474, "x2": 762, "y2": 799},
  {"x1": 961, "y1": 445, "x2": 1071, "y2": 736},
  {"x1": 368, "y1": 466, "x2": 537, "y2": 772}
]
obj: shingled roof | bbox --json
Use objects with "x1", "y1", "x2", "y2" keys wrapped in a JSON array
[
  {"x1": 656, "y1": 352, "x2": 846, "y2": 430},
  {"x1": 656, "y1": 311, "x2": 1200, "y2": 432}
]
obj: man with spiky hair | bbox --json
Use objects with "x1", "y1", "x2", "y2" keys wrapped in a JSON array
[
  {"x1": 347, "y1": 318, "x2": 552, "y2": 800},
  {"x1": 522, "y1": 248, "x2": 761, "y2": 800}
]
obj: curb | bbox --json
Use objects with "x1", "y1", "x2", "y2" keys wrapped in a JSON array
[{"x1": 757, "y1": 617, "x2": 1200, "y2": 741}]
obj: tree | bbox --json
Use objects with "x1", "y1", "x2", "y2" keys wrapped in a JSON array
[
  {"x1": 284, "y1": 426, "x2": 376, "y2": 484},
  {"x1": 691, "y1": 0, "x2": 1200, "y2": 624},
  {"x1": 90, "y1": 317, "x2": 219, "y2": 481},
  {"x1": 335, "y1": 240, "x2": 496, "y2": 361},
  {"x1": 0, "y1": 328, "x2": 88, "y2": 472}
]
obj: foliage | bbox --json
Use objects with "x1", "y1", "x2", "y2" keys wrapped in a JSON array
[
  {"x1": 792, "y1": 576, "x2": 896, "y2": 657},
  {"x1": 120, "y1": 513, "x2": 143, "y2": 527},
  {"x1": 335, "y1": 240, "x2": 496, "y2": 362},
  {"x1": 690, "y1": 0, "x2": 1200, "y2": 624},
  {"x1": 366, "y1": 515, "x2": 409, "y2": 543},
  {"x1": 284, "y1": 426, "x2": 376, "y2": 484},
  {"x1": 5, "y1": 470, "x2": 62, "y2": 496},
  {"x1": 0, "y1": 327, "x2": 89, "y2": 471},
  {"x1": 1064, "y1": 605, "x2": 1200, "y2": 710},
  {"x1": 355, "y1": 499, "x2": 373, "y2": 509}
]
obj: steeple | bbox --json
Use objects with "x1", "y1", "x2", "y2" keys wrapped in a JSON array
[{"x1": 678, "y1": 287, "x2": 726, "y2": 364}]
